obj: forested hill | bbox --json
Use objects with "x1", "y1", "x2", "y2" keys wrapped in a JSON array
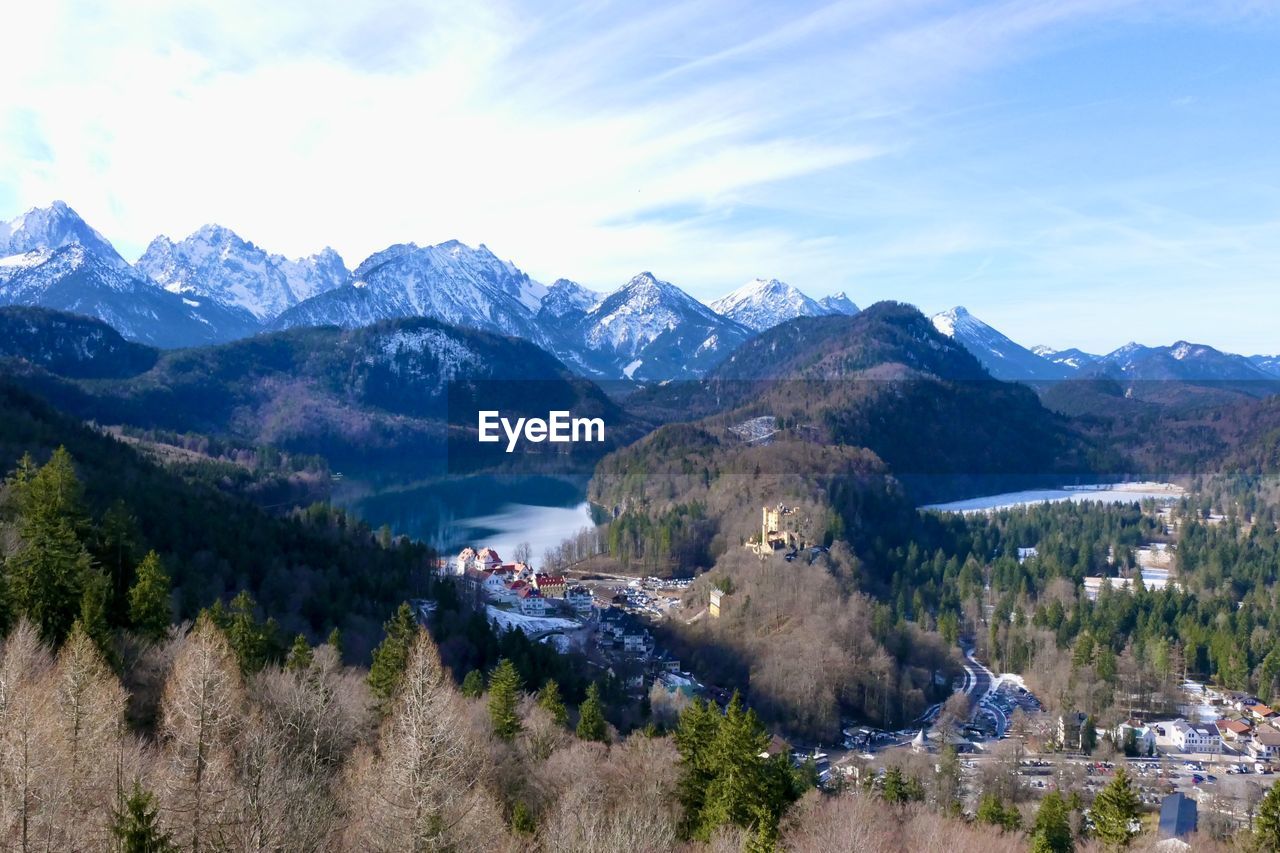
[
  {"x1": 0, "y1": 305, "x2": 158, "y2": 378},
  {"x1": 0, "y1": 379, "x2": 430, "y2": 658},
  {"x1": 0, "y1": 311, "x2": 633, "y2": 475},
  {"x1": 711, "y1": 301, "x2": 991, "y2": 381},
  {"x1": 615, "y1": 302, "x2": 1110, "y2": 503}
]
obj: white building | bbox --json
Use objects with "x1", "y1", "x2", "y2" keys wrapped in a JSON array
[
  {"x1": 1169, "y1": 720, "x2": 1220, "y2": 754},
  {"x1": 1115, "y1": 720, "x2": 1157, "y2": 755},
  {"x1": 565, "y1": 585, "x2": 594, "y2": 613},
  {"x1": 516, "y1": 587, "x2": 547, "y2": 616}
]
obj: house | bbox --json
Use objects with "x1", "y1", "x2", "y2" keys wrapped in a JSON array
[
  {"x1": 1215, "y1": 718, "x2": 1252, "y2": 744},
  {"x1": 516, "y1": 586, "x2": 547, "y2": 616},
  {"x1": 1017, "y1": 547, "x2": 1039, "y2": 563},
  {"x1": 1158, "y1": 793, "x2": 1197, "y2": 842},
  {"x1": 565, "y1": 585, "x2": 593, "y2": 612},
  {"x1": 1245, "y1": 703, "x2": 1278, "y2": 723},
  {"x1": 1058, "y1": 712, "x2": 1088, "y2": 750},
  {"x1": 1169, "y1": 720, "x2": 1221, "y2": 754},
  {"x1": 1248, "y1": 727, "x2": 1280, "y2": 763},
  {"x1": 455, "y1": 546, "x2": 478, "y2": 576},
  {"x1": 462, "y1": 566, "x2": 489, "y2": 596},
  {"x1": 622, "y1": 628, "x2": 653, "y2": 656},
  {"x1": 533, "y1": 574, "x2": 566, "y2": 598},
  {"x1": 476, "y1": 547, "x2": 502, "y2": 571},
  {"x1": 1115, "y1": 720, "x2": 1157, "y2": 754},
  {"x1": 709, "y1": 588, "x2": 723, "y2": 618}
]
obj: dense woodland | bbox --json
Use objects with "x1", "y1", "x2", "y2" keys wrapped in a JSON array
[{"x1": 11, "y1": 298, "x2": 1280, "y2": 848}]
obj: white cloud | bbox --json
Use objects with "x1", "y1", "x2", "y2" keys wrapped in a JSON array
[{"x1": 2, "y1": 0, "x2": 1278, "y2": 353}]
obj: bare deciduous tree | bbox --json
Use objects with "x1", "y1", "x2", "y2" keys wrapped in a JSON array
[
  {"x1": 159, "y1": 614, "x2": 245, "y2": 851},
  {"x1": 346, "y1": 628, "x2": 504, "y2": 852}
]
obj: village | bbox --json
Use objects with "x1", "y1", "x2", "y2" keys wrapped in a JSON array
[
  {"x1": 438, "y1": 545, "x2": 708, "y2": 700},
  {"x1": 433, "y1": 495, "x2": 1273, "y2": 847}
]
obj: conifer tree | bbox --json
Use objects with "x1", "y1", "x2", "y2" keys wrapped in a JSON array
[
  {"x1": 7, "y1": 449, "x2": 94, "y2": 644},
  {"x1": 675, "y1": 698, "x2": 722, "y2": 839},
  {"x1": 0, "y1": 559, "x2": 10, "y2": 636},
  {"x1": 92, "y1": 500, "x2": 140, "y2": 626},
  {"x1": 227, "y1": 590, "x2": 269, "y2": 674},
  {"x1": 575, "y1": 681, "x2": 607, "y2": 742},
  {"x1": 461, "y1": 669, "x2": 484, "y2": 698},
  {"x1": 697, "y1": 693, "x2": 775, "y2": 839},
  {"x1": 538, "y1": 678, "x2": 568, "y2": 726},
  {"x1": 488, "y1": 658, "x2": 523, "y2": 742},
  {"x1": 78, "y1": 568, "x2": 115, "y2": 664},
  {"x1": 326, "y1": 627, "x2": 343, "y2": 655},
  {"x1": 285, "y1": 633, "x2": 313, "y2": 672},
  {"x1": 1256, "y1": 779, "x2": 1280, "y2": 852},
  {"x1": 882, "y1": 766, "x2": 907, "y2": 804},
  {"x1": 368, "y1": 602, "x2": 417, "y2": 708},
  {"x1": 1091, "y1": 766, "x2": 1140, "y2": 847},
  {"x1": 111, "y1": 781, "x2": 177, "y2": 853},
  {"x1": 128, "y1": 551, "x2": 172, "y2": 643},
  {"x1": 511, "y1": 801, "x2": 536, "y2": 836},
  {"x1": 1030, "y1": 791, "x2": 1074, "y2": 853}
]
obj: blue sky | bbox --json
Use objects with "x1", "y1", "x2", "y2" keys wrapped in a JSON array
[{"x1": 2, "y1": 0, "x2": 1279, "y2": 353}]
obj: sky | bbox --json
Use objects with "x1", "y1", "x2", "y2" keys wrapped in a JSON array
[{"x1": 2, "y1": 0, "x2": 1279, "y2": 353}]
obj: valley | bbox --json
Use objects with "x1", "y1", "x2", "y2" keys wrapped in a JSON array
[{"x1": 5, "y1": 204, "x2": 1280, "y2": 850}]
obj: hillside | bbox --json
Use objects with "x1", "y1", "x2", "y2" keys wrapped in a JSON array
[
  {"x1": 0, "y1": 306, "x2": 158, "y2": 378},
  {"x1": 622, "y1": 302, "x2": 1104, "y2": 500},
  {"x1": 0, "y1": 316, "x2": 632, "y2": 475},
  {"x1": 0, "y1": 380, "x2": 431, "y2": 657}
]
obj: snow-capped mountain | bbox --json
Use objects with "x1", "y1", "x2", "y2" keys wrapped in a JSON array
[
  {"x1": 272, "y1": 240, "x2": 548, "y2": 344},
  {"x1": 817, "y1": 291, "x2": 860, "y2": 316},
  {"x1": 137, "y1": 225, "x2": 349, "y2": 320},
  {"x1": 0, "y1": 203, "x2": 258, "y2": 348},
  {"x1": 0, "y1": 201, "x2": 128, "y2": 268},
  {"x1": 536, "y1": 278, "x2": 599, "y2": 321},
  {"x1": 709, "y1": 278, "x2": 829, "y2": 332},
  {"x1": 0, "y1": 242, "x2": 257, "y2": 348},
  {"x1": 1031, "y1": 345, "x2": 1098, "y2": 371},
  {"x1": 931, "y1": 306, "x2": 1071, "y2": 382},
  {"x1": 568, "y1": 272, "x2": 753, "y2": 380},
  {"x1": 1091, "y1": 340, "x2": 1276, "y2": 387},
  {"x1": 1250, "y1": 354, "x2": 1280, "y2": 378}
]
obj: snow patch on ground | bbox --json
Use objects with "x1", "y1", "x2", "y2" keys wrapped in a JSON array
[{"x1": 485, "y1": 605, "x2": 580, "y2": 636}]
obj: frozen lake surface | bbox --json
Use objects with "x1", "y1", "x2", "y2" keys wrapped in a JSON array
[{"x1": 921, "y1": 482, "x2": 1184, "y2": 513}]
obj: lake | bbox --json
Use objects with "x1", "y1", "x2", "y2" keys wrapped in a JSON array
[
  {"x1": 335, "y1": 474, "x2": 596, "y2": 565},
  {"x1": 920, "y1": 481, "x2": 1185, "y2": 513}
]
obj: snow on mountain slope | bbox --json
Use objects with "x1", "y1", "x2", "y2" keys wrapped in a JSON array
[
  {"x1": 0, "y1": 243, "x2": 258, "y2": 348},
  {"x1": 537, "y1": 278, "x2": 599, "y2": 320},
  {"x1": 569, "y1": 272, "x2": 752, "y2": 380},
  {"x1": 931, "y1": 306, "x2": 1071, "y2": 382},
  {"x1": 709, "y1": 278, "x2": 829, "y2": 332},
  {"x1": 137, "y1": 225, "x2": 349, "y2": 320},
  {"x1": 1031, "y1": 345, "x2": 1097, "y2": 371},
  {"x1": 0, "y1": 201, "x2": 128, "y2": 269},
  {"x1": 1093, "y1": 340, "x2": 1276, "y2": 385},
  {"x1": 273, "y1": 239, "x2": 547, "y2": 343},
  {"x1": 817, "y1": 291, "x2": 860, "y2": 316},
  {"x1": 1250, "y1": 354, "x2": 1280, "y2": 378}
]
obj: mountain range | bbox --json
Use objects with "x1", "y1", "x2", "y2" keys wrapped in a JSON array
[
  {"x1": 0, "y1": 202, "x2": 856, "y2": 381},
  {"x1": 2, "y1": 201, "x2": 1276, "y2": 390},
  {"x1": 709, "y1": 277, "x2": 859, "y2": 332},
  {"x1": 931, "y1": 305, "x2": 1280, "y2": 393},
  {"x1": 0, "y1": 306, "x2": 628, "y2": 474}
]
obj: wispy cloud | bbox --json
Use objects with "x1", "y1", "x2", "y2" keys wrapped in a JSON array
[{"x1": 1, "y1": 0, "x2": 1278, "y2": 351}]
